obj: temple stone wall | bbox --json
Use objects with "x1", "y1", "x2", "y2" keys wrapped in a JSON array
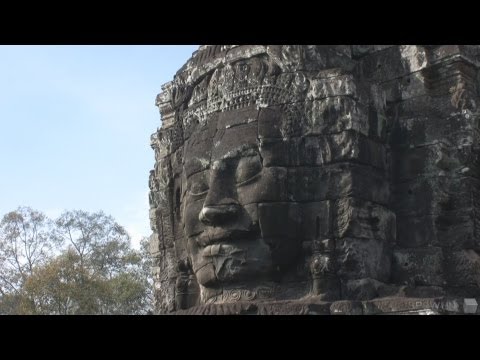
[{"x1": 149, "y1": 45, "x2": 480, "y2": 314}]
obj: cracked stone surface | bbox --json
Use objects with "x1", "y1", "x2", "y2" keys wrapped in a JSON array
[{"x1": 148, "y1": 45, "x2": 480, "y2": 314}]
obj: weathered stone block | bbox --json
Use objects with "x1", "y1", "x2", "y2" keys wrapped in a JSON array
[
  {"x1": 392, "y1": 247, "x2": 444, "y2": 287},
  {"x1": 391, "y1": 142, "x2": 468, "y2": 183},
  {"x1": 403, "y1": 285, "x2": 446, "y2": 298},
  {"x1": 299, "y1": 132, "x2": 386, "y2": 169},
  {"x1": 397, "y1": 207, "x2": 477, "y2": 250},
  {"x1": 395, "y1": 175, "x2": 479, "y2": 215},
  {"x1": 434, "y1": 209, "x2": 476, "y2": 249},
  {"x1": 444, "y1": 249, "x2": 480, "y2": 288},
  {"x1": 396, "y1": 215, "x2": 437, "y2": 248},
  {"x1": 258, "y1": 106, "x2": 286, "y2": 139},
  {"x1": 260, "y1": 131, "x2": 387, "y2": 170},
  {"x1": 171, "y1": 147, "x2": 184, "y2": 177},
  {"x1": 390, "y1": 112, "x2": 479, "y2": 149},
  {"x1": 258, "y1": 202, "x2": 303, "y2": 268},
  {"x1": 288, "y1": 164, "x2": 389, "y2": 205},
  {"x1": 341, "y1": 278, "x2": 385, "y2": 301},
  {"x1": 334, "y1": 197, "x2": 396, "y2": 243},
  {"x1": 427, "y1": 45, "x2": 461, "y2": 65},
  {"x1": 149, "y1": 232, "x2": 162, "y2": 256},
  {"x1": 336, "y1": 237, "x2": 391, "y2": 282},
  {"x1": 399, "y1": 71, "x2": 428, "y2": 101},
  {"x1": 149, "y1": 208, "x2": 158, "y2": 232},
  {"x1": 305, "y1": 97, "x2": 370, "y2": 137},
  {"x1": 360, "y1": 46, "x2": 428, "y2": 82},
  {"x1": 258, "y1": 202, "x2": 302, "y2": 239},
  {"x1": 158, "y1": 210, "x2": 175, "y2": 249},
  {"x1": 301, "y1": 201, "x2": 332, "y2": 241}
]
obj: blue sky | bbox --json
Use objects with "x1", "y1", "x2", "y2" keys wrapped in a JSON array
[{"x1": 0, "y1": 45, "x2": 198, "y2": 248}]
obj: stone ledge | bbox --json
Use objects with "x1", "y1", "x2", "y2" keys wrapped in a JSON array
[{"x1": 171, "y1": 297, "x2": 480, "y2": 315}]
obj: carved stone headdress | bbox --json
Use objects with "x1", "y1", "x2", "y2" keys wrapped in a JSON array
[{"x1": 152, "y1": 45, "x2": 356, "y2": 156}]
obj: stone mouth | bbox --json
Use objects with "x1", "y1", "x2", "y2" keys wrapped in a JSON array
[
  {"x1": 201, "y1": 243, "x2": 245, "y2": 258},
  {"x1": 196, "y1": 228, "x2": 258, "y2": 247}
]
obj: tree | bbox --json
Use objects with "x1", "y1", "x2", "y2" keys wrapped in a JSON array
[
  {"x1": 0, "y1": 207, "x2": 55, "y2": 311},
  {"x1": 0, "y1": 208, "x2": 154, "y2": 315},
  {"x1": 44, "y1": 210, "x2": 152, "y2": 314},
  {"x1": 21, "y1": 249, "x2": 101, "y2": 315},
  {"x1": 21, "y1": 249, "x2": 150, "y2": 315},
  {"x1": 53, "y1": 210, "x2": 133, "y2": 276}
]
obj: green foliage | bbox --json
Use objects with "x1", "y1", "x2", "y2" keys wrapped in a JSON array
[
  {"x1": 0, "y1": 208, "x2": 153, "y2": 315},
  {"x1": 0, "y1": 207, "x2": 54, "y2": 295}
]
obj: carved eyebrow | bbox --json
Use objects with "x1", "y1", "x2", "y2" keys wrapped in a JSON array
[
  {"x1": 219, "y1": 144, "x2": 259, "y2": 161},
  {"x1": 184, "y1": 157, "x2": 210, "y2": 177}
]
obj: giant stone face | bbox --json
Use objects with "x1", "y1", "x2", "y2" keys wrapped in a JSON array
[
  {"x1": 183, "y1": 105, "x2": 304, "y2": 303},
  {"x1": 150, "y1": 45, "x2": 480, "y2": 315}
]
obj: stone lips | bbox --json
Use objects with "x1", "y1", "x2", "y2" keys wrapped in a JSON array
[{"x1": 149, "y1": 45, "x2": 480, "y2": 314}]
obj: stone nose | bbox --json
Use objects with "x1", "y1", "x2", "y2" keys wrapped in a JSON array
[{"x1": 199, "y1": 204, "x2": 240, "y2": 226}]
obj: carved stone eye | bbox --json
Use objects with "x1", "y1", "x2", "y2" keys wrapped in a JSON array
[
  {"x1": 189, "y1": 183, "x2": 208, "y2": 197},
  {"x1": 188, "y1": 172, "x2": 209, "y2": 196},
  {"x1": 235, "y1": 154, "x2": 262, "y2": 186}
]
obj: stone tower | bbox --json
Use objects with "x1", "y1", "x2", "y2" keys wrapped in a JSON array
[{"x1": 149, "y1": 45, "x2": 480, "y2": 314}]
